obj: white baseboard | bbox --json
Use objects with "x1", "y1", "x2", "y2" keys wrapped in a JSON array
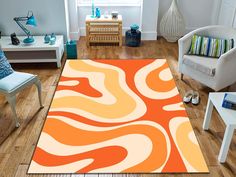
[
  {"x1": 141, "y1": 31, "x2": 157, "y2": 40},
  {"x1": 69, "y1": 31, "x2": 80, "y2": 40}
]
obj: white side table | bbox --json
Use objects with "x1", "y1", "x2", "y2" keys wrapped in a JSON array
[
  {"x1": 203, "y1": 92, "x2": 236, "y2": 163},
  {"x1": 0, "y1": 36, "x2": 64, "y2": 68}
]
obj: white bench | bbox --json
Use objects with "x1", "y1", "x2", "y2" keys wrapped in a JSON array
[{"x1": 0, "y1": 36, "x2": 64, "y2": 68}]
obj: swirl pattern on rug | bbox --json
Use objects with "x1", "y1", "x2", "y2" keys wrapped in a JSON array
[{"x1": 28, "y1": 59, "x2": 208, "y2": 174}]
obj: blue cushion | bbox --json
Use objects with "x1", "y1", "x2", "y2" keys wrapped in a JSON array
[
  {"x1": 0, "y1": 72, "x2": 35, "y2": 93},
  {"x1": 0, "y1": 50, "x2": 14, "y2": 80}
]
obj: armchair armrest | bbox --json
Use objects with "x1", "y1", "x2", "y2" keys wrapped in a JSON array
[
  {"x1": 178, "y1": 31, "x2": 195, "y2": 71},
  {"x1": 178, "y1": 33, "x2": 192, "y2": 60},
  {"x1": 218, "y1": 47, "x2": 236, "y2": 64},
  {"x1": 215, "y1": 47, "x2": 236, "y2": 90}
]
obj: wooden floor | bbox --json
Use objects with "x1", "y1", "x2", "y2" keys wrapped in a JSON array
[{"x1": 0, "y1": 37, "x2": 236, "y2": 177}]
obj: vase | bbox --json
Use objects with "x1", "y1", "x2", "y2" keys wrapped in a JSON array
[
  {"x1": 96, "y1": 8, "x2": 101, "y2": 18},
  {"x1": 125, "y1": 24, "x2": 141, "y2": 47},
  {"x1": 160, "y1": 0, "x2": 185, "y2": 42},
  {"x1": 44, "y1": 34, "x2": 50, "y2": 43}
]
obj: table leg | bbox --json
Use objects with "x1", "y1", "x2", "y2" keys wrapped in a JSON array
[
  {"x1": 86, "y1": 23, "x2": 90, "y2": 47},
  {"x1": 57, "y1": 61, "x2": 61, "y2": 68},
  {"x1": 218, "y1": 125, "x2": 235, "y2": 163},
  {"x1": 56, "y1": 49, "x2": 61, "y2": 68},
  {"x1": 203, "y1": 98, "x2": 214, "y2": 130}
]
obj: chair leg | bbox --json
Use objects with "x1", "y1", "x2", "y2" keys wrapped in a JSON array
[
  {"x1": 181, "y1": 73, "x2": 184, "y2": 80},
  {"x1": 35, "y1": 78, "x2": 44, "y2": 109},
  {"x1": 6, "y1": 95, "x2": 20, "y2": 128}
]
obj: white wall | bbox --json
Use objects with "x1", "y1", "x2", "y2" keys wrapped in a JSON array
[
  {"x1": 0, "y1": 0, "x2": 223, "y2": 42},
  {"x1": 0, "y1": 0, "x2": 68, "y2": 41},
  {"x1": 158, "y1": 0, "x2": 221, "y2": 35},
  {"x1": 68, "y1": 0, "x2": 80, "y2": 40},
  {"x1": 142, "y1": 0, "x2": 159, "y2": 40},
  {"x1": 218, "y1": 0, "x2": 236, "y2": 28}
]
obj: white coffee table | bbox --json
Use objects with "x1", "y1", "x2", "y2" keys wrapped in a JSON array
[{"x1": 203, "y1": 92, "x2": 236, "y2": 163}]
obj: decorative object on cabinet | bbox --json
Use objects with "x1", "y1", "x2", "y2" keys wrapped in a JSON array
[
  {"x1": 86, "y1": 15, "x2": 123, "y2": 47},
  {"x1": 49, "y1": 33, "x2": 57, "y2": 45},
  {"x1": 125, "y1": 24, "x2": 141, "y2": 47},
  {"x1": 44, "y1": 34, "x2": 51, "y2": 43},
  {"x1": 44, "y1": 33, "x2": 57, "y2": 45},
  {"x1": 160, "y1": 0, "x2": 185, "y2": 42},
  {"x1": 111, "y1": 11, "x2": 119, "y2": 19},
  {"x1": 96, "y1": 8, "x2": 101, "y2": 18},
  {"x1": 14, "y1": 11, "x2": 37, "y2": 45},
  {"x1": 104, "y1": 10, "x2": 109, "y2": 18},
  {"x1": 10, "y1": 33, "x2": 20, "y2": 46}
]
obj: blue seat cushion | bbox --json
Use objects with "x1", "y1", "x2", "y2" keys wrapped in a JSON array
[
  {"x1": 0, "y1": 72, "x2": 35, "y2": 93},
  {"x1": 0, "y1": 50, "x2": 14, "y2": 80}
]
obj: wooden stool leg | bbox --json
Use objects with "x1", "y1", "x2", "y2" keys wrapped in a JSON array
[
  {"x1": 181, "y1": 73, "x2": 184, "y2": 80},
  {"x1": 35, "y1": 78, "x2": 44, "y2": 109},
  {"x1": 6, "y1": 95, "x2": 20, "y2": 128}
]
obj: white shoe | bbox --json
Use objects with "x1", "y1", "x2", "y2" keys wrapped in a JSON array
[
  {"x1": 183, "y1": 90, "x2": 193, "y2": 103},
  {"x1": 192, "y1": 91, "x2": 200, "y2": 105}
]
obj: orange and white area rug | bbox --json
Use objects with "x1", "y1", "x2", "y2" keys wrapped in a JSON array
[{"x1": 28, "y1": 59, "x2": 208, "y2": 174}]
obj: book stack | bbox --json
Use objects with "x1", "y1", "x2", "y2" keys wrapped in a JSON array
[{"x1": 222, "y1": 93, "x2": 236, "y2": 110}]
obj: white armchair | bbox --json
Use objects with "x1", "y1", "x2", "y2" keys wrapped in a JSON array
[{"x1": 178, "y1": 25, "x2": 236, "y2": 91}]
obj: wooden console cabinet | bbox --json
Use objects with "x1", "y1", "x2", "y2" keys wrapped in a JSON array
[{"x1": 86, "y1": 15, "x2": 123, "y2": 47}]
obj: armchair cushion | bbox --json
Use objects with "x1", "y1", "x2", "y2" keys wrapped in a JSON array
[
  {"x1": 0, "y1": 50, "x2": 14, "y2": 80},
  {"x1": 0, "y1": 72, "x2": 35, "y2": 93},
  {"x1": 183, "y1": 55, "x2": 217, "y2": 77},
  {"x1": 188, "y1": 34, "x2": 234, "y2": 58}
]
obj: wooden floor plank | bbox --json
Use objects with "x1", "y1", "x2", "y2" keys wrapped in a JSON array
[
  {"x1": 113, "y1": 174, "x2": 127, "y2": 177},
  {"x1": 85, "y1": 174, "x2": 99, "y2": 177},
  {"x1": 99, "y1": 174, "x2": 113, "y2": 177},
  {"x1": 71, "y1": 174, "x2": 85, "y2": 177},
  {"x1": 0, "y1": 37, "x2": 236, "y2": 177}
]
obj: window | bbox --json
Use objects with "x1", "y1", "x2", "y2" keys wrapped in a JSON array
[{"x1": 78, "y1": 0, "x2": 142, "y2": 6}]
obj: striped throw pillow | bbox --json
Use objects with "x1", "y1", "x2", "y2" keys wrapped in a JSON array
[{"x1": 188, "y1": 35, "x2": 234, "y2": 58}]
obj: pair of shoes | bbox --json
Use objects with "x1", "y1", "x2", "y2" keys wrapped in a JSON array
[{"x1": 183, "y1": 90, "x2": 200, "y2": 105}]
